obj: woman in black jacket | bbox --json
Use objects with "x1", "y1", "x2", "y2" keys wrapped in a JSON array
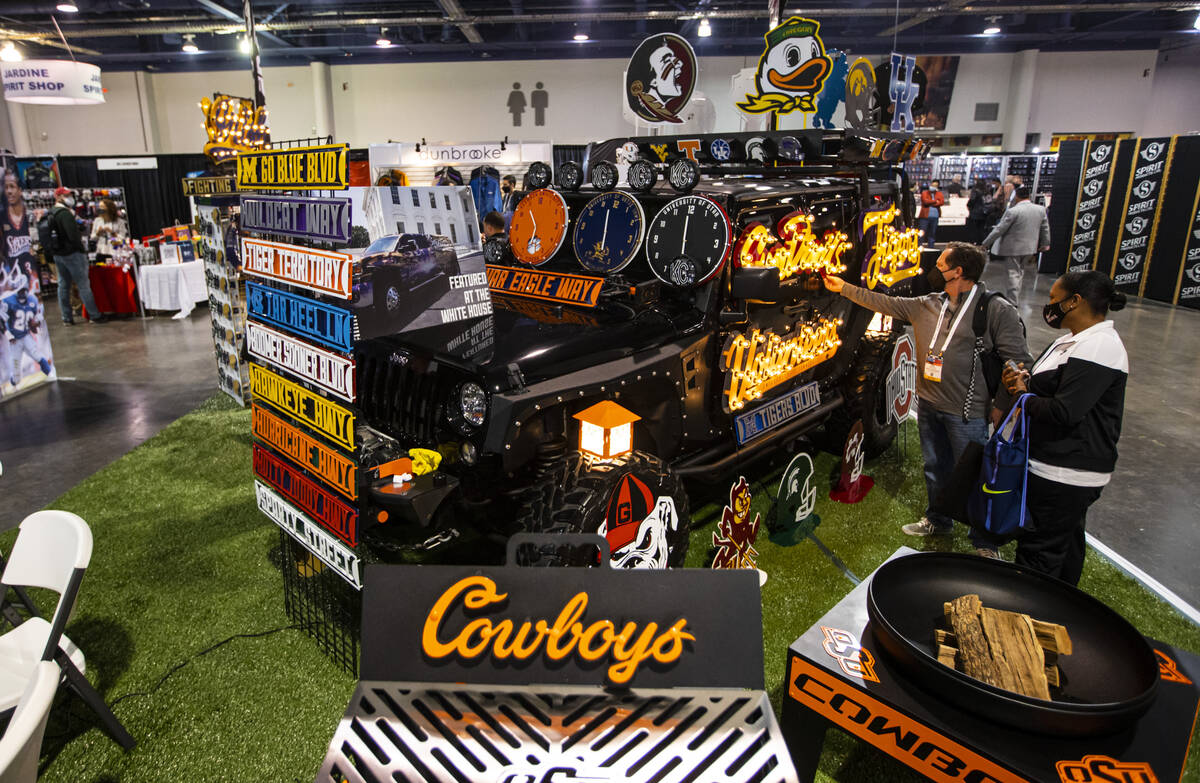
[
  {"x1": 1002, "y1": 271, "x2": 1128, "y2": 585},
  {"x1": 965, "y1": 181, "x2": 990, "y2": 244}
]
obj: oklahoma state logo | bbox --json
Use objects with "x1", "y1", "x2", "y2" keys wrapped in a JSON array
[
  {"x1": 1056, "y1": 755, "x2": 1158, "y2": 783},
  {"x1": 1155, "y1": 649, "x2": 1192, "y2": 684},
  {"x1": 821, "y1": 626, "x2": 879, "y2": 682}
]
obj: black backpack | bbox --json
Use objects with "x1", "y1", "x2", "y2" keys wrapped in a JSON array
[
  {"x1": 37, "y1": 209, "x2": 66, "y2": 255},
  {"x1": 972, "y1": 289, "x2": 1026, "y2": 398}
]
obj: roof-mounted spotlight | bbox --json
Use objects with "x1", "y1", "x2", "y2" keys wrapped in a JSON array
[
  {"x1": 182, "y1": 34, "x2": 200, "y2": 53},
  {"x1": 982, "y1": 16, "x2": 1002, "y2": 36}
]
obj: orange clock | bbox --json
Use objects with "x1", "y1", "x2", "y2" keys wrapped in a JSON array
[{"x1": 509, "y1": 188, "x2": 569, "y2": 266}]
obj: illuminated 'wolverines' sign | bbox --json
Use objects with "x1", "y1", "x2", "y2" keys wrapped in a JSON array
[
  {"x1": 720, "y1": 319, "x2": 843, "y2": 412},
  {"x1": 421, "y1": 576, "x2": 694, "y2": 685},
  {"x1": 200, "y1": 94, "x2": 269, "y2": 164},
  {"x1": 737, "y1": 211, "x2": 850, "y2": 279},
  {"x1": 861, "y1": 205, "x2": 922, "y2": 290}
]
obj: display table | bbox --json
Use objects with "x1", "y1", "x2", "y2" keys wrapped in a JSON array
[
  {"x1": 137, "y1": 260, "x2": 207, "y2": 318},
  {"x1": 781, "y1": 547, "x2": 1199, "y2": 783},
  {"x1": 83, "y1": 264, "x2": 138, "y2": 318}
]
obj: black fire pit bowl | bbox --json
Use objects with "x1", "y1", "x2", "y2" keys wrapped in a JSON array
[{"x1": 866, "y1": 552, "x2": 1159, "y2": 737}]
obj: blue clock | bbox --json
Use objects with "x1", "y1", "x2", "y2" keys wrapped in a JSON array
[
  {"x1": 710, "y1": 139, "x2": 732, "y2": 161},
  {"x1": 572, "y1": 191, "x2": 646, "y2": 274}
]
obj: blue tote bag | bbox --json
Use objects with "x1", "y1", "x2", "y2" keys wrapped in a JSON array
[{"x1": 968, "y1": 393, "x2": 1035, "y2": 536}]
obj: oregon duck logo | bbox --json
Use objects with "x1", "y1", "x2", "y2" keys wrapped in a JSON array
[
  {"x1": 625, "y1": 33, "x2": 697, "y2": 124},
  {"x1": 738, "y1": 17, "x2": 831, "y2": 116}
]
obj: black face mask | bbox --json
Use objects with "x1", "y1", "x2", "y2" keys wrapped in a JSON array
[
  {"x1": 927, "y1": 266, "x2": 949, "y2": 292},
  {"x1": 1043, "y1": 297, "x2": 1072, "y2": 329},
  {"x1": 501, "y1": 185, "x2": 512, "y2": 193}
]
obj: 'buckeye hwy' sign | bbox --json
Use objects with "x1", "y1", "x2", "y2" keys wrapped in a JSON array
[
  {"x1": 241, "y1": 237, "x2": 355, "y2": 299},
  {"x1": 236, "y1": 143, "x2": 348, "y2": 191},
  {"x1": 240, "y1": 195, "x2": 352, "y2": 243}
]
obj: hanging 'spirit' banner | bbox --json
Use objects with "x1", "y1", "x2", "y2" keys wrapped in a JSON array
[
  {"x1": 1111, "y1": 137, "x2": 1174, "y2": 294},
  {"x1": 236, "y1": 143, "x2": 348, "y2": 191},
  {"x1": 253, "y1": 443, "x2": 358, "y2": 546},
  {"x1": 255, "y1": 481, "x2": 361, "y2": 589},
  {"x1": 241, "y1": 237, "x2": 355, "y2": 299},
  {"x1": 240, "y1": 195, "x2": 351, "y2": 243},
  {"x1": 246, "y1": 321, "x2": 355, "y2": 402},
  {"x1": 246, "y1": 281, "x2": 355, "y2": 353},
  {"x1": 249, "y1": 363, "x2": 355, "y2": 451},
  {"x1": 1174, "y1": 186, "x2": 1200, "y2": 308},
  {"x1": 1067, "y1": 139, "x2": 1118, "y2": 273},
  {"x1": 252, "y1": 404, "x2": 357, "y2": 500}
]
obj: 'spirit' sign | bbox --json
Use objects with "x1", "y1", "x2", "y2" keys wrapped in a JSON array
[
  {"x1": 486, "y1": 264, "x2": 602, "y2": 307},
  {"x1": 246, "y1": 281, "x2": 355, "y2": 353},
  {"x1": 246, "y1": 322, "x2": 356, "y2": 402},
  {"x1": 720, "y1": 319, "x2": 842, "y2": 412},
  {"x1": 860, "y1": 205, "x2": 922, "y2": 290},
  {"x1": 241, "y1": 237, "x2": 355, "y2": 299},
  {"x1": 236, "y1": 143, "x2": 348, "y2": 191},
  {"x1": 181, "y1": 176, "x2": 237, "y2": 197},
  {"x1": 240, "y1": 195, "x2": 352, "y2": 243},
  {"x1": 1110, "y1": 137, "x2": 1173, "y2": 296},
  {"x1": 253, "y1": 443, "x2": 358, "y2": 546},
  {"x1": 1175, "y1": 188, "x2": 1200, "y2": 308},
  {"x1": 249, "y1": 363, "x2": 355, "y2": 451},
  {"x1": 252, "y1": 404, "x2": 357, "y2": 499},
  {"x1": 255, "y1": 481, "x2": 361, "y2": 589},
  {"x1": 1066, "y1": 140, "x2": 1118, "y2": 273}
]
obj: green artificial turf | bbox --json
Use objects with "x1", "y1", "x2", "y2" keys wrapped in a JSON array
[{"x1": 7, "y1": 395, "x2": 1198, "y2": 782}]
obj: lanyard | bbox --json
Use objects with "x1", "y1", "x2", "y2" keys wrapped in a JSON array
[{"x1": 928, "y1": 286, "x2": 977, "y2": 355}]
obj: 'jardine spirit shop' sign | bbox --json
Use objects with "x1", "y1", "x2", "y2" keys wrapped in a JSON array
[{"x1": 1110, "y1": 137, "x2": 1174, "y2": 295}]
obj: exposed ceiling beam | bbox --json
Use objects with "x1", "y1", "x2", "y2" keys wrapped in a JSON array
[
  {"x1": 434, "y1": 0, "x2": 483, "y2": 44},
  {"x1": 879, "y1": 0, "x2": 973, "y2": 37},
  {"x1": 193, "y1": 0, "x2": 294, "y2": 48}
]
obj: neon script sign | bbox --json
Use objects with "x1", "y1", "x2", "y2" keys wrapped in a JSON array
[
  {"x1": 720, "y1": 318, "x2": 842, "y2": 412},
  {"x1": 421, "y1": 576, "x2": 694, "y2": 685},
  {"x1": 737, "y1": 211, "x2": 850, "y2": 279},
  {"x1": 200, "y1": 94, "x2": 269, "y2": 164},
  {"x1": 861, "y1": 205, "x2": 922, "y2": 290}
]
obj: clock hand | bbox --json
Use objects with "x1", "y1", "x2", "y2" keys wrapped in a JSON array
[
  {"x1": 601, "y1": 209, "x2": 610, "y2": 247},
  {"x1": 681, "y1": 213, "x2": 690, "y2": 255}
]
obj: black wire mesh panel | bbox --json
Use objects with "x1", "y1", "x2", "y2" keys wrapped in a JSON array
[
  {"x1": 279, "y1": 530, "x2": 360, "y2": 675},
  {"x1": 319, "y1": 682, "x2": 797, "y2": 783}
]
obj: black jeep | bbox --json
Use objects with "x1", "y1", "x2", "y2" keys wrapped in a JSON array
[{"x1": 355, "y1": 129, "x2": 928, "y2": 568}]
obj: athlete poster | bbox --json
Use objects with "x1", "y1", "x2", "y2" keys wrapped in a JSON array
[{"x1": 1, "y1": 162, "x2": 56, "y2": 400}]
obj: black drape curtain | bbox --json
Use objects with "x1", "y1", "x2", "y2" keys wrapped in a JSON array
[
  {"x1": 552, "y1": 145, "x2": 586, "y2": 169},
  {"x1": 57, "y1": 154, "x2": 208, "y2": 239}
]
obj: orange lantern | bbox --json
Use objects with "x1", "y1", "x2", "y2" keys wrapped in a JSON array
[{"x1": 573, "y1": 401, "x2": 641, "y2": 460}]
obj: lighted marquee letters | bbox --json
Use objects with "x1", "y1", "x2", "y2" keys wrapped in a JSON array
[
  {"x1": 720, "y1": 319, "x2": 843, "y2": 412},
  {"x1": 419, "y1": 576, "x2": 694, "y2": 686},
  {"x1": 255, "y1": 481, "x2": 361, "y2": 589},
  {"x1": 246, "y1": 282, "x2": 355, "y2": 353},
  {"x1": 253, "y1": 443, "x2": 358, "y2": 545},
  {"x1": 236, "y1": 143, "x2": 348, "y2": 191},
  {"x1": 249, "y1": 363, "x2": 355, "y2": 451},
  {"x1": 241, "y1": 237, "x2": 355, "y2": 299},
  {"x1": 246, "y1": 322, "x2": 356, "y2": 402},
  {"x1": 252, "y1": 404, "x2": 357, "y2": 500},
  {"x1": 860, "y1": 205, "x2": 922, "y2": 290},
  {"x1": 240, "y1": 195, "x2": 351, "y2": 243},
  {"x1": 485, "y1": 264, "x2": 602, "y2": 307},
  {"x1": 201, "y1": 93, "x2": 269, "y2": 164},
  {"x1": 736, "y1": 210, "x2": 850, "y2": 280}
]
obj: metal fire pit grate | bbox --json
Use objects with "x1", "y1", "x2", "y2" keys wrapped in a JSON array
[{"x1": 319, "y1": 682, "x2": 797, "y2": 783}]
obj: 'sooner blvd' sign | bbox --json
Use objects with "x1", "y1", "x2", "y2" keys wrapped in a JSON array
[
  {"x1": 720, "y1": 319, "x2": 843, "y2": 412},
  {"x1": 237, "y1": 143, "x2": 348, "y2": 190},
  {"x1": 246, "y1": 282, "x2": 356, "y2": 353},
  {"x1": 241, "y1": 237, "x2": 355, "y2": 299},
  {"x1": 249, "y1": 363, "x2": 355, "y2": 451},
  {"x1": 240, "y1": 195, "x2": 352, "y2": 243},
  {"x1": 246, "y1": 322, "x2": 356, "y2": 402}
]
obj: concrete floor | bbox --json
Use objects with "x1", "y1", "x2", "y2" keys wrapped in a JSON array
[{"x1": 1, "y1": 273, "x2": 1197, "y2": 608}]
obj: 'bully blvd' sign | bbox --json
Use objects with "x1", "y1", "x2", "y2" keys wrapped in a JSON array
[
  {"x1": 241, "y1": 237, "x2": 355, "y2": 299},
  {"x1": 1110, "y1": 137, "x2": 1173, "y2": 295},
  {"x1": 1067, "y1": 140, "x2": 1117, "y2": 273},
  {"x1": 240, "y1": 195, "x2": 352, "y2": 243}
]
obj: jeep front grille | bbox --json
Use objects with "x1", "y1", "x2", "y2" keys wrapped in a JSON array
[
  {"x1": 356, "y1": 348, "x2": 452, "y2": 446},
  {"x1": 318, "y1": 682, "x2": 797, "y2": 783}
]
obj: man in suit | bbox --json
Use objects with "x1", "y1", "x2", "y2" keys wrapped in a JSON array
[{"x1": 982, "y1": 185, "x2": 1050, "y2": 303}]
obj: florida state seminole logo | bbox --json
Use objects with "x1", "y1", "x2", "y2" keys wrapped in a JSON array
[
  {"x1": 625, "y1": 34, "x2": 697, "y2": 124},
  {"x1": 738, "y1": 17, "x2": 831, "y2": 116}
]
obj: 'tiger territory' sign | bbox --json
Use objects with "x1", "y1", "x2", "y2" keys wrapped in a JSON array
[
  {"x1": 237, "y1": 143, "x2": 348, "y2": 191},
  {"x1": 241, "y1": 237, "x2": 355, "y2": 299}
]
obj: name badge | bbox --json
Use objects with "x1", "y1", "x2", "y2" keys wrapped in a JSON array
[{"x1": 924, "y1": 353, "x2": 943, "y2": 383}]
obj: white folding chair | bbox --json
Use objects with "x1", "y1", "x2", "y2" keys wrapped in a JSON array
[
  {"x1": 0, "y1": 660, "x2": 61, "y2": 783},
  {"x1": 0, "y1": 510, "x2": 134, "y2": 751}
]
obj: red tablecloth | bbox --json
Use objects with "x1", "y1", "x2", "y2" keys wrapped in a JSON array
[{"x1": 83, "y1": 264, "x2": 139, "y2": 318}]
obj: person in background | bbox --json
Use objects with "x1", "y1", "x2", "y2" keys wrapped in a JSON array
[
  {"x1": 823, "y1": 242, "x2": 1031, "y2": 558},
  {"x1": 982, "y1": 185, "x2": 1051, "y2": 303},
  {"x1": 49, "y1": 187, "x2": 105, "y2": 325},
  {"x1": 917, "y1": 179, "x2": 944, "y2": 249},
  {"x1": 2, "y1": 173, "x2": 37, "y2": 291},
  {"x1": 481, "y1": 210, "x2": 506, "y2": 243},
  {"x1": 945, "y1": 173, "x2": 965, "y2": 196},
  {"x1": 90, "y1": 198, "x2": 126, "y2": 264},
  {"x1": 966, "y1": 181, "x2": 991, "y2": 245},
  {"x1": 1000, "y1": 271, "x2": 1128, "y2": 585},
  {"x1": 500, "y1": 175, "x2": 518, "y2": 214}
]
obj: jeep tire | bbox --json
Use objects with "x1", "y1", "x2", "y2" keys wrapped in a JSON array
[
  {"x1": 826, "y1": 332, "x2": 899, "y2": 459},
  {"x1": 514, "y1": 450, "x2": 690, "y2": 568}
]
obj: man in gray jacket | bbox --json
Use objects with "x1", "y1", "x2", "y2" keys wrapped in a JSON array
[
  {"x1": 982, "y1": 185, "x2": 1050, "y2": 304},
  {"x1": 823, "y1": 242, "x2": 1031, "y2": 557}
]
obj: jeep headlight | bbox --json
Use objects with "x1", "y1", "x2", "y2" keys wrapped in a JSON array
[{"x1": 459, "y1": 382, "x2": 487, "y2": 427}]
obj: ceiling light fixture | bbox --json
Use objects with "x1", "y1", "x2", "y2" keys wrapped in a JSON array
[
  {"x1": 698, "y1": 17, "x2": 712, "y2": 37},
  {"x1": 55, "y1": 2, "x2": 79, "y2": 12},
  {"x1": 239, "y1": 36, "x2": 251, "y2": 54},
  {"x1": 375, "y1": 27, "x2": 392, "y2": 47},
  {"x1": 182, "y1": 34, "x2": 199, "y2": 53},
  {"x1": 982, "y1": 16, "x2": 1002, "y2": 35},
  {"x1": 0, "y1": 42, "x2": 21, "y2": 62},
  {"x1": 573, "y1": 32, "x2": 589, "y2": 42}
]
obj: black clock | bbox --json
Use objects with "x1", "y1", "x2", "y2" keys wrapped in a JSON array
[
  {"x1": 572, "y1": 191, "x2": 645, "y2": 274},
  {"x1": 589, "y1": 161, "x2": 619, "y2": 192},
  {"x1": 645, "y1": 196, "x2": 731, "y2": 287},
  {"x1": 526, "y1": 161, "x2": 553, "y2": 190},
  {"x1": 667, "y1": 157, "x2": 701, "y2": 193},
  {"x1": 483, "y1": 234, "x2": 509, "y2": 265},
  {"x1": 627, "y1": 159, "x2": 657, "y2": 194},
  {"x1": 556, "y1": 161, "x2": 584, "y2": 192}
]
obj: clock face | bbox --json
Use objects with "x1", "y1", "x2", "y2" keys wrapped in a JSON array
[
  {"x1": 645, "y1": 196, "x2": 731, "y2": 287},
  {"x1": 572, "y1": 191, "x2": 646, "y2": 274},
  {"x1": 509, "y1": 188, "x2": 568, "y2": 266}
]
